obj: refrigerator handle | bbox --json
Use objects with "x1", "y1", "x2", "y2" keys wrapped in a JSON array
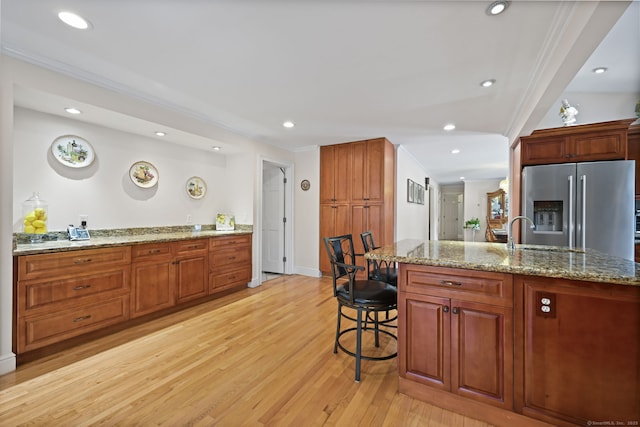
[
  {"x1": 568, "y1": 175, "x2": 574, "y2": 249},
  {"x1": 581, "y1": 174, "x2": 587, "y2": 251}
]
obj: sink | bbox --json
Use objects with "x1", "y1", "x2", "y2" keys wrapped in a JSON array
[{"x1": 514, "y1": 244, "x2": 585, "y2": 253}]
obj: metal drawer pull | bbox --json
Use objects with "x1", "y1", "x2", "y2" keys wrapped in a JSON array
[
  {"x1": 72, "y1": 284, "x2": 92, "y2": 290},
  {"x1": 228, "y1": 256, "x2": 236, "y2": 260},
  {"x1": 73, "y1": 258, "x2": 92, "y2": 264},
  {"x1": 72, "y1": 315, "x2": 92, "y2": 323},
  {"x1": 149, "y1": 249, "x2": 162, "y2": 254},
  {"x1": 186, "y1": 245, "x2": 200, "y2": 250},
  {"x1": 439, "y1": 280, "x2": 463, "y2": 286}
]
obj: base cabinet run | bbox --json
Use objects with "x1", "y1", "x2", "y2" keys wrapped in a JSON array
[
  {"x1": 14, "y1": 234, "x2": 251, "y2": 356},
  {"x1": 399, "y1": 263, "x2": 640, "y2": 427}
]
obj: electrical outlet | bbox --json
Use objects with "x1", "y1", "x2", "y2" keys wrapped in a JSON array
[
  {"x1": 186, "y1": 214, "x2": 192, "y2": 224},
  {"x1": 79, "y1": 214, "x2": 88, "y2": 228}
]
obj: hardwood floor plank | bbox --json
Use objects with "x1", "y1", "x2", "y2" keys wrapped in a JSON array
[{"x1": 0, "y1": 275, "x2": 493, "y2": 426}]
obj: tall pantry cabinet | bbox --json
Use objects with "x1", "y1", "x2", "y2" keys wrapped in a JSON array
[{"x1": 319, "y1": 137, "x2": 395, "y2": 275}]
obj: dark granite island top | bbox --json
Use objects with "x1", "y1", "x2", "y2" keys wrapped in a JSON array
[{"x1": 365, "y1": 239, "x2": 640, "y2": 286}]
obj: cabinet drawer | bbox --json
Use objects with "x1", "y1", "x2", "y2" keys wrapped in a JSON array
[
  {"x1": 209, "y1": 268, "x2": 251, "y2": 291},
  {"x1": 210, "y1": 246, "x2": 251, "y2": 271},
  {"x1": 131, "y1": 242, "x2": 172, "y2": 261},
  {"x1": 19, "y1": 267, "x2": 130, "y2": 312},
  {"x1": 402, "y1": 265, "x2": 512, "y2": 306},
  {"x1": 18, "y1": 246, "x2": 130, "y2": 280},
  {"x1": 173, "y1": 239, "x2": 208, "y2": 255},
  {"x1": 18, "y1": 296, "x2": 129, "y2": 353},
  {"x1": 209, "y1": 234, "x2": 251, "y2": 249}
]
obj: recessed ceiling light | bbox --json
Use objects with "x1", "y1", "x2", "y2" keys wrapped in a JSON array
[
  {"x1": 283, "y1": 121, "x2": 295, "y2": 128},
  {"x1": 451, "y1": 149, "x2": 461, "y2": 154},
  {"x1": 155, "y1": 131, "x2": 166, "y2": 137},
  {"x1": 444, "y1": 123, "x2": 456, "y2": 131},
  {"x1": 58, "y1": 11, "x2": 90, "y2": 30},
  {"x1": 592, "y1": 67, "x2": 608, "y2": 74},
  {"x1": 480, "y1": 79, "x2": 496, "y2": 87},
  {"x1": 487, "y1": 1, "x2": 510, "y2": 16},
  {"x1": 212, "y1": 146, "x2": 221, "y2": 151},
  {"x1": 64, "y1": 107, "x2": 81, "y2": 115},
  {"x1": 460, "y1": 176, "x2": 465, "y2": 180}
]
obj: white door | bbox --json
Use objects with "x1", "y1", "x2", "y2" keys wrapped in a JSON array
[
  {"x1": 440, "y1": 192, "x2": 462, "y2": 240},
  {"x1": 262, "y1": 166, "x2": 285, "y2": 273}
]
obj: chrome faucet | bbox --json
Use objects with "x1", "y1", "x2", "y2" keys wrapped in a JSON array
[{"x1": 507, "y1": 216, "x2": 535, "y2": 252}]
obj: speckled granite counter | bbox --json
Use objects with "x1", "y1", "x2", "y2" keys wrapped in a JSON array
[
  {"x1": 366, "y1": 239, "x2": 640, "y2": 286},
  {"x1": 13, "y1": 226, "x2": 252, "y2": 256}
]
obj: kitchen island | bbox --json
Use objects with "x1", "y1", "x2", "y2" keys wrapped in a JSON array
[{"x1": 366, "y1": 240, "x2": 640, "y2": 427}]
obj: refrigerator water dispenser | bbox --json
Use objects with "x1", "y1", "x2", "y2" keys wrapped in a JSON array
[{"x1": 532, "y1": 201, "x2": 563, "y2": 232}]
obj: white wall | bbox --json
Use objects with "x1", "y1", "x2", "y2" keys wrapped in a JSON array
[
  {"x1": 293, "y1": 147, "x2": 321, "y2": 277},
  {"x1": 462, "y1": 179, "x2": 503, "y2": 242},
  {"x1": 396, "y1": 146, "x2": 432, "y2": 241},
  {"x1": 13, "y1": 108, "x2": 232, "y2": 230},
  {"x1": 536, "y1": 92, "x2": 639, "y2": 130}
]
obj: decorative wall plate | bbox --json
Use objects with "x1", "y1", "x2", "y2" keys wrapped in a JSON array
[
  {"x1": 301, "y1": 179, "x2": 311, "y2": 191},
  {"x1": 129, "y1": 161, "x2": 159, "y2": 188},
  {"x1": 51, "y1": 135, "x2": 95, "y2": 168},
  {"x1": 186, "y1": 176, "x2": 206, "y2": 199}
]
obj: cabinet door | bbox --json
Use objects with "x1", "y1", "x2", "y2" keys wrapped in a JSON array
[
  {"x1": 569, "y1": 131, "x2": 626, "y2": 162},
  {"x1": 521, "y1": 137, "x2": 567, "y2": 165},
  {"x1": 518, "y1": 276, "x2": 640, "y2": 425},
  {"x1": 130, "y1": 260, "x2": 174, "y2": 318},
  {"x1": 351, "y1": 139, "x2": 386, "y2": 203},
  {"x1": 319, "y1": 204, "x2": 351, "y2": 274},
  {"x1": 450, "y1": 299, "x2": 513, "y2": 409},
  {"x1": 175, "y1": 255, "x2": 208, "y2": 303},
  {"x1": 351, "y1": 203, "x2": 384, "y2": 255},
  {"x1": 400, "y1": 292, "x2": 451, "y2": 390},
  {"x1": 320, "y1": 144, "x2": 351, "y2": 204}
]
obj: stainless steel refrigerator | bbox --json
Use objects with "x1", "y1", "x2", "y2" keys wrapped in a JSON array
[{"x1": 521, "y1": 160, "x2": 635, "y2": 260}]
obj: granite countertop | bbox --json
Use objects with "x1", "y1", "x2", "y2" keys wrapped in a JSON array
[
  {"x1": 13, "y1": 226, "x2": 252, "y2": 256},
  {"x1": 366, "y1": 239, "x2": 640, "y2": 286}
]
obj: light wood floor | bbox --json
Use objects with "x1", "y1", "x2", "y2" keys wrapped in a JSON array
[{"x1": 0, "y1": 275, "x2": 493, "y2": 426}]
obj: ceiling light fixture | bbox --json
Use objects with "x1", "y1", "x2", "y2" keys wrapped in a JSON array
[
  {"x1": 460, "y1": 176, "x2": 465, "y2": 180},
  {"x1": 155, "y1": 131, "x2": 166, "y2": 137},
  {"x1": 592, "y1": 67, "x2": 608, "y2": 74},
  {"x1": 283, "y1": 121, "x2": 295, "y2": 128},
  {"x1": 444, "y1": 123, "x2": 456, "y2": 131},
  {"x1": 487, "y1": 1, "x2": 510, "y2": 16},
  {"x1": 58, "y1": 11, "x2": 91, "y2": 29},
  {"x1": 451, "y1": 149, "x2": 461, "y2": 154},
  {"x1": 480, "y1": 79, "x2": 496, "y2": 87},
  {"x1": 212, "y1": 146, "x2": 221, "y2": 151},
  {"x1": 64, "y1": 107, "x2": 81, "y2": 115}
]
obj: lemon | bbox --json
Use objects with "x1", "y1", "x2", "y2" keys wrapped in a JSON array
[
  {"x1": 32, "y1": 219, "x2": 46, "y2": 228},
  {"x1": 24, "y1": 225, "x2": 35, "y2": 234},
  {"x1": 24, "y1": 212, "x2": 36, "y2": 222},
  {"x1": 34, "y1": 227, "x2": 47, "y2": 234},
  {"x1": 34, "y1": 208, "x2": 46, "y2": 219}
]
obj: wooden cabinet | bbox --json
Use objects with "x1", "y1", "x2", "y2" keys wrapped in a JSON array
[
  {"x1": 209, "y1": 234, "x2": 252, "y2": 293},
  {"x1": 14, "y1": 234, "x2": 252, "y2": 356},
  {"x1": 15, "y1": 246, "x2": 131, "y2": 353},
  {"x1": 398, "y1": 265, "x2": 513, "y2": 410},
  {"x1": 319, "y1": 137, "x2": 395, "y2": 274},
  {"x1": 174, "y1": 239, "x2": 209, "y2": 303},
  {"x1": 320, "y1": 143, "x2": 351, "y2": 204},
  {"x1": 520, "y1": 119, "x2": 635, "y2": 166},
  {"x1": 514, "y1": 275, "x2": 640, "y2": 426},
  {"x1": 130, "y1": 242, "x2": 174, "y2": 318}
]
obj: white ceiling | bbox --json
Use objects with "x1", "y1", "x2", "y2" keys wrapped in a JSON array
[{"x1": 2, "y1": 0, "x2": 638, "y2": 184}]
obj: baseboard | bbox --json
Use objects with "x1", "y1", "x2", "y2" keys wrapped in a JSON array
[
  {"x1": 0, "y1": 351, "x2": 16, "y2": 375},
  {"x1": 293, "y1": 266, "x2": 322, "y2": 277}
]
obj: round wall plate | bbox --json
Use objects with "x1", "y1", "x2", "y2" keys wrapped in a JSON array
[{"x1": 51, "y1": 135, "x2": 95, "y2": 168}]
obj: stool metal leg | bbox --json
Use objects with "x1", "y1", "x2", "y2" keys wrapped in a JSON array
[
  {"x1": 355, "y1": 308, "x2": 363, "y2": 382},
  {"x1": 334, "y1": 303, "x2": 342, "y2": 354}
]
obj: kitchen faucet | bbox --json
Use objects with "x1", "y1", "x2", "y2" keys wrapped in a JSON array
[{"x1": 507, "y1": 216, "x2": 535, "y2": 253}]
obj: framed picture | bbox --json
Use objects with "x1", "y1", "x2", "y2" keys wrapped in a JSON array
[
  {"x1": 51, "y1": 135, "x2": 95, "y2": 168},
  {"x1": 416, "y1": 184, "x2": 424, "y2": 204},
  {"x1": 129, "y1": 161, "x2": 159, "y2": 188},
  {"x1": 186, "y1": 176, "x2": 207, "y2": 199},
  {"x1": 407, "y1": 179, "x2": 415, "y2": 203}
]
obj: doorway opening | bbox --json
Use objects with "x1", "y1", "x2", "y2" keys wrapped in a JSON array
[{"x1": 260, "y1": 159, "x2": 293, "y2": 284}]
